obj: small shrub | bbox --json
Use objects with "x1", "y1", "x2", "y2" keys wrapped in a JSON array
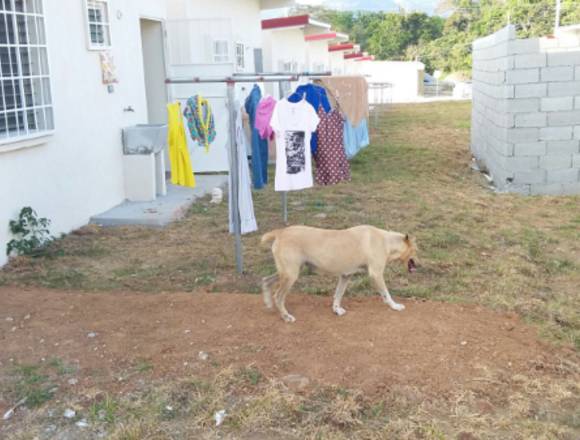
[{"x1": 6, "y1": 207, "x2": 53, "y2": 257}]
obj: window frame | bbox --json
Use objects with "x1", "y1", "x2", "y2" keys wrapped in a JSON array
[
  {"x1": 212, "y1": 39, "x2": 229, "y2": 64},
  {"x1": 235, "y1": 42, "x2": 245, "y2": 71},
  {"x1": 0, "y1": 0, "x2": 55, "y2": 148},
  {"x1": 84, "y1": 0, "x2": 112, "y2": 51}
]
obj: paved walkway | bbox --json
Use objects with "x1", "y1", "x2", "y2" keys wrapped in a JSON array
[{"x1": 90, "y1": 175, "x2": 228, "y2": 227}]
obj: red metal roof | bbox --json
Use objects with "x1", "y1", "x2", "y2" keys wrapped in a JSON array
[
  {"x1": 329, "y1": 43, "x2": 354, "y2": 52},
  {"x1": 305, "y1": 32, "x2": 337, "y2": 42},
  {"x1": 262, "y1": 15, "x2": 310, "y2": 30},
  {"x1": 344, "y1": 52, "x2": 364, "y2": 60},
  {"x1": 354, "y1": 56, "x2": 375, "y2": 62}
]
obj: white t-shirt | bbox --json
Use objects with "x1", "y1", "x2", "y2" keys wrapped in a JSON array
[{"x1": 270, "y1": 99, "x2": 320, "y2": 192}]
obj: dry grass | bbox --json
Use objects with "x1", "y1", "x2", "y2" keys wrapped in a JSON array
[{"x1": 4, "y1": 363, "x2": 579, "y2": 439}]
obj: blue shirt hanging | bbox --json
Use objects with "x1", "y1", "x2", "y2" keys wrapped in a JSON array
[
  {"x1": 288, "y1": 84, "x2": 331, "y2": 156},
  {"x1": 245, "y1": 85, "x2": 269, "y2": 189}
]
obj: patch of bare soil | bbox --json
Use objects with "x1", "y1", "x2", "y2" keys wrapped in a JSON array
[{"x1": 1, "y1": 287, "x2": 576, "y2": 400}]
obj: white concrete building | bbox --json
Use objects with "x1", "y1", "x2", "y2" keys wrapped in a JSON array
[
  {"x1": 305, "y1": 31, "x2": 348, "y2": 73},
  {"x1": 261, "y1": 14, "x2": 332, "y2": 76},
  {"x1": 0, "y1": 0, "x2": 291, "y2": 267},
  {"x1": 356, "y1": 60, "x2": 426, "y2": 103},
  {"x1": 165, "y1": 0, "x2": 292, "y2": 173},
  {"x1": 329, "y1": 42, "x2": 355, "y2": 75},
  {"x1": 0, "y1": 0, "x2": 168, "y2": 267}
]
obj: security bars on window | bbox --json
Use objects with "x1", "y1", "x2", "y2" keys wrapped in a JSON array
[
  {"x1": 235, "y1": 43, "x2": 245, "y2": 70},
  {"x1": 0, "y1": 0, "x2": 53, "y2": 143},
  {"x1": 86, "y1": 0, "x2": 111, "y2": 49}
]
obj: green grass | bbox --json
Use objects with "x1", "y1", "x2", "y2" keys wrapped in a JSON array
[{"x1": 89, "y1": 394, "x2": 119, "y2": 424}]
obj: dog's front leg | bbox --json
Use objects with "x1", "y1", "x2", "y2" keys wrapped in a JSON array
[
  {"x1": 333, "y1": 275, "x2": 352, "y2": 316},
  {"x1": 368, "y1": 267, "x2": 405, "y2": 311}
]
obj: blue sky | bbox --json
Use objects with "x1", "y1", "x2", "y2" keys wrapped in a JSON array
[{"x1": 296, "y1": 0, "x2": 440, "y2": 15}]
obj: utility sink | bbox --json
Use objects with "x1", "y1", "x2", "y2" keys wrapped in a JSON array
[
  {"x1": 122, "y1": 124, "x2": 168, "y2": 155},
  {"x1": 121, "y1": 124, "x2": 168, "y2": 202}
]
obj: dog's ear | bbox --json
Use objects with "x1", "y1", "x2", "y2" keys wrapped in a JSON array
[{"x1": 404, "y1": 234, "x2": 410, "y2": 243}]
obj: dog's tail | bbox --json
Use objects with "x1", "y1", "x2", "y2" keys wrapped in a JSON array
[{"x1": 261, "y1": 230, "x2": 280, "y2": 246}]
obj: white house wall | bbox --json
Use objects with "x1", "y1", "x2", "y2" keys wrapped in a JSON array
[
  {"x1": 166, "y1": 0, "x2": 265, "y2": 172},
  {"x1": 306, "y1": 40, "x2": 330, "y2": 72},
  {"x1": 0, "y1": 0, "x2": 167, "y2": 267},
  {"x1": 357, "y1": 61, "x2": 425, "y2": 103},
  {"x1": 329, "y1": 51, "x2": 346, "y2": 75},
  {"x1": 262, "y1": 28, "x2": 308, "y2": 74}
]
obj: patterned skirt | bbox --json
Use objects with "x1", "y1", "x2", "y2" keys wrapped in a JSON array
[{"x1": 314, "y1": 107, "x2": 351, "y2": 186}]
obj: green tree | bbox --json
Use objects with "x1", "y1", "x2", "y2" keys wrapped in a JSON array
[{"x1": 368, "y1": 13, "x2": 409, "y2": 60}]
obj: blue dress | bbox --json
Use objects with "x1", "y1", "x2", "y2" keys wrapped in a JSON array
[
  {"x1": 288, "y1": 84, "x2": 331, "y2": 156},
  {"x1": 245, "y1": 85, "x2": 269, "y2": 189}
]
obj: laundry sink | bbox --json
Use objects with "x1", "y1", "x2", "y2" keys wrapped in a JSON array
[
  {"x1": 122, "y1": 124, "x2": 167, "y2": 155},
  {"x1": 121, "y1": 124, "x2": 168, "y2": 202}
]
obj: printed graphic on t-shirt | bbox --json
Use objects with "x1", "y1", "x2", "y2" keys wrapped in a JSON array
[{"x1": 284, "y1": 131, "x2": 306, "y2": 175}]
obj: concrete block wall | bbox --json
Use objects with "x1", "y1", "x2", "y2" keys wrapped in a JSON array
[{"x1": 471, "y1": 25, "x2": 580, "y2": 195}]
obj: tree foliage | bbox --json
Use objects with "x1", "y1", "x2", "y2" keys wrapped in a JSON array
[{"x1": 292, "y1": 1, "x2": 580, "y2": 76}]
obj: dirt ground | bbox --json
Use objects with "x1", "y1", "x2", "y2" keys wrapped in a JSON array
[{"x1": 1, "y1": 287, "x2": 576, "y2": 400}]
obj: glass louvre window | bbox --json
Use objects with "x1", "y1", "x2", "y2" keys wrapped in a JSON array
[
  {"x1": 86, "y1": 0, "x2": 111, "y2": 49},
  {"x1": 0, "y1": 0, "x2": 53, "y2": 143},
  {"x1": 213, "y1": 40, "x2": 229, "y2": 63},
  {"x1": 235, "y1": 42, "x2": 245, "y2": 70}
]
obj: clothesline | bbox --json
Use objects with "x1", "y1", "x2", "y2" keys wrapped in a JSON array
[{"x1": 166, "y1": 73, "x2": 334, "y2": 273}]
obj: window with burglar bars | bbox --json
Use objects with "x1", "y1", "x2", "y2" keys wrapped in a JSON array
[
  {"x1": 235, "y1": 42, "x2": 245, "y2": 71},
  {"x1": 86, "y1": 0, "x2": 111, "y2": 49},
  {"x1": 0, "y1": 0, "x2": 53, "y2": 144}
]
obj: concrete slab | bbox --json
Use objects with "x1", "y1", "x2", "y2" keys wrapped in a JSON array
[{"x1": 91, "y1": 174, "x2": 228, "y2": 227}]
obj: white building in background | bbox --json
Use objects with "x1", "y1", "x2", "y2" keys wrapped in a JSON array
[
  {"x1": 261, "y1": 14, "x2": 333, "y2": 75},
  {"x1": 357, "y1": 60, "x2": 426, "y2": 103},
  {"x1": 165, "y1": 0, "x2": 293, "y2": 173},
  {"x1": 328, "y1": 42, "x2": 355, "y2": 75},
  {"x1": 305, "y1": 31, "x2": 349, "y2": 73},
  {"x1": 0, "y1": 0, "x2": 292, "y2": 267}
]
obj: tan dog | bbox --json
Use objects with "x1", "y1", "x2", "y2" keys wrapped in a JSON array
[{"x1": 261, "y1": 225, "x2": 418, "y2": 322}]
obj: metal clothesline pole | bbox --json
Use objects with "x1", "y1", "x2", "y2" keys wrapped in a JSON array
[{"x1": 166, "y1": 74, "x2": 319, "y2": 274}]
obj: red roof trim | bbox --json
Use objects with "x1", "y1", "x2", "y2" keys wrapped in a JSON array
[
  {"x1": 329, "y1": 43, "x2": 354, "y2": 52},
  {"x1": 262, "y1": 15, "x2": 309, "y2": 30},
  {"x1": 305, "y1": 32, "x2": 337, "y2": 42},
  {"x1": 344, "y1": 52, "x2": 364, "y2": 59},
  {"x1": 354, "y1": 56, "x2": 374, "y2": 62}
]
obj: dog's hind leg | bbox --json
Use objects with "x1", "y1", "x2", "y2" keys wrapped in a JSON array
[
  {"x1": 332, "y1": 275, "x2": 352, "y2": 316},
  {"x1": 261, "y1": 274, "x2": 278, "y2": 309},
  {"x1": 368, "y1": 265, "x2": 405, "y2": 311},
  {"x1": 274, "y1": 273, "x2": 298, "y2": 323}
]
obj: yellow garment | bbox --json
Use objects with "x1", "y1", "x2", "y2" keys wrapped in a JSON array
[{"x1": 167, "y1": 102, "x2": 195, "y2": 188}]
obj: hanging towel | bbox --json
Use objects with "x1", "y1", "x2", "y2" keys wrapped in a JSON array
[
  {"x1": 288, "y1": 84, "x2": 331, "y2": 156},
  {"x1": 245, "y1": 85, "x2": 269, "y2": 189},
  {"x1": 183, "y1": 95, "x2": 216, "y2": 152},
  {"x1": 320, "y1": 76, "x2": 369, "y2": 126},
  {"x1": 344, "y1": 118, "x2": 370, "y2": 160},
  {"x1": 255, "y1": 95, "x2": 277, "y2": 140},
  {"x1": 315, "y1": 107, "x2": 351, "y2": 186},
  {"x1": 228, "y1": 102, "x2": 258, "y2": 235},
  {"x1": 167, "y1": 102, "x2": 196, "y2": 188}
]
